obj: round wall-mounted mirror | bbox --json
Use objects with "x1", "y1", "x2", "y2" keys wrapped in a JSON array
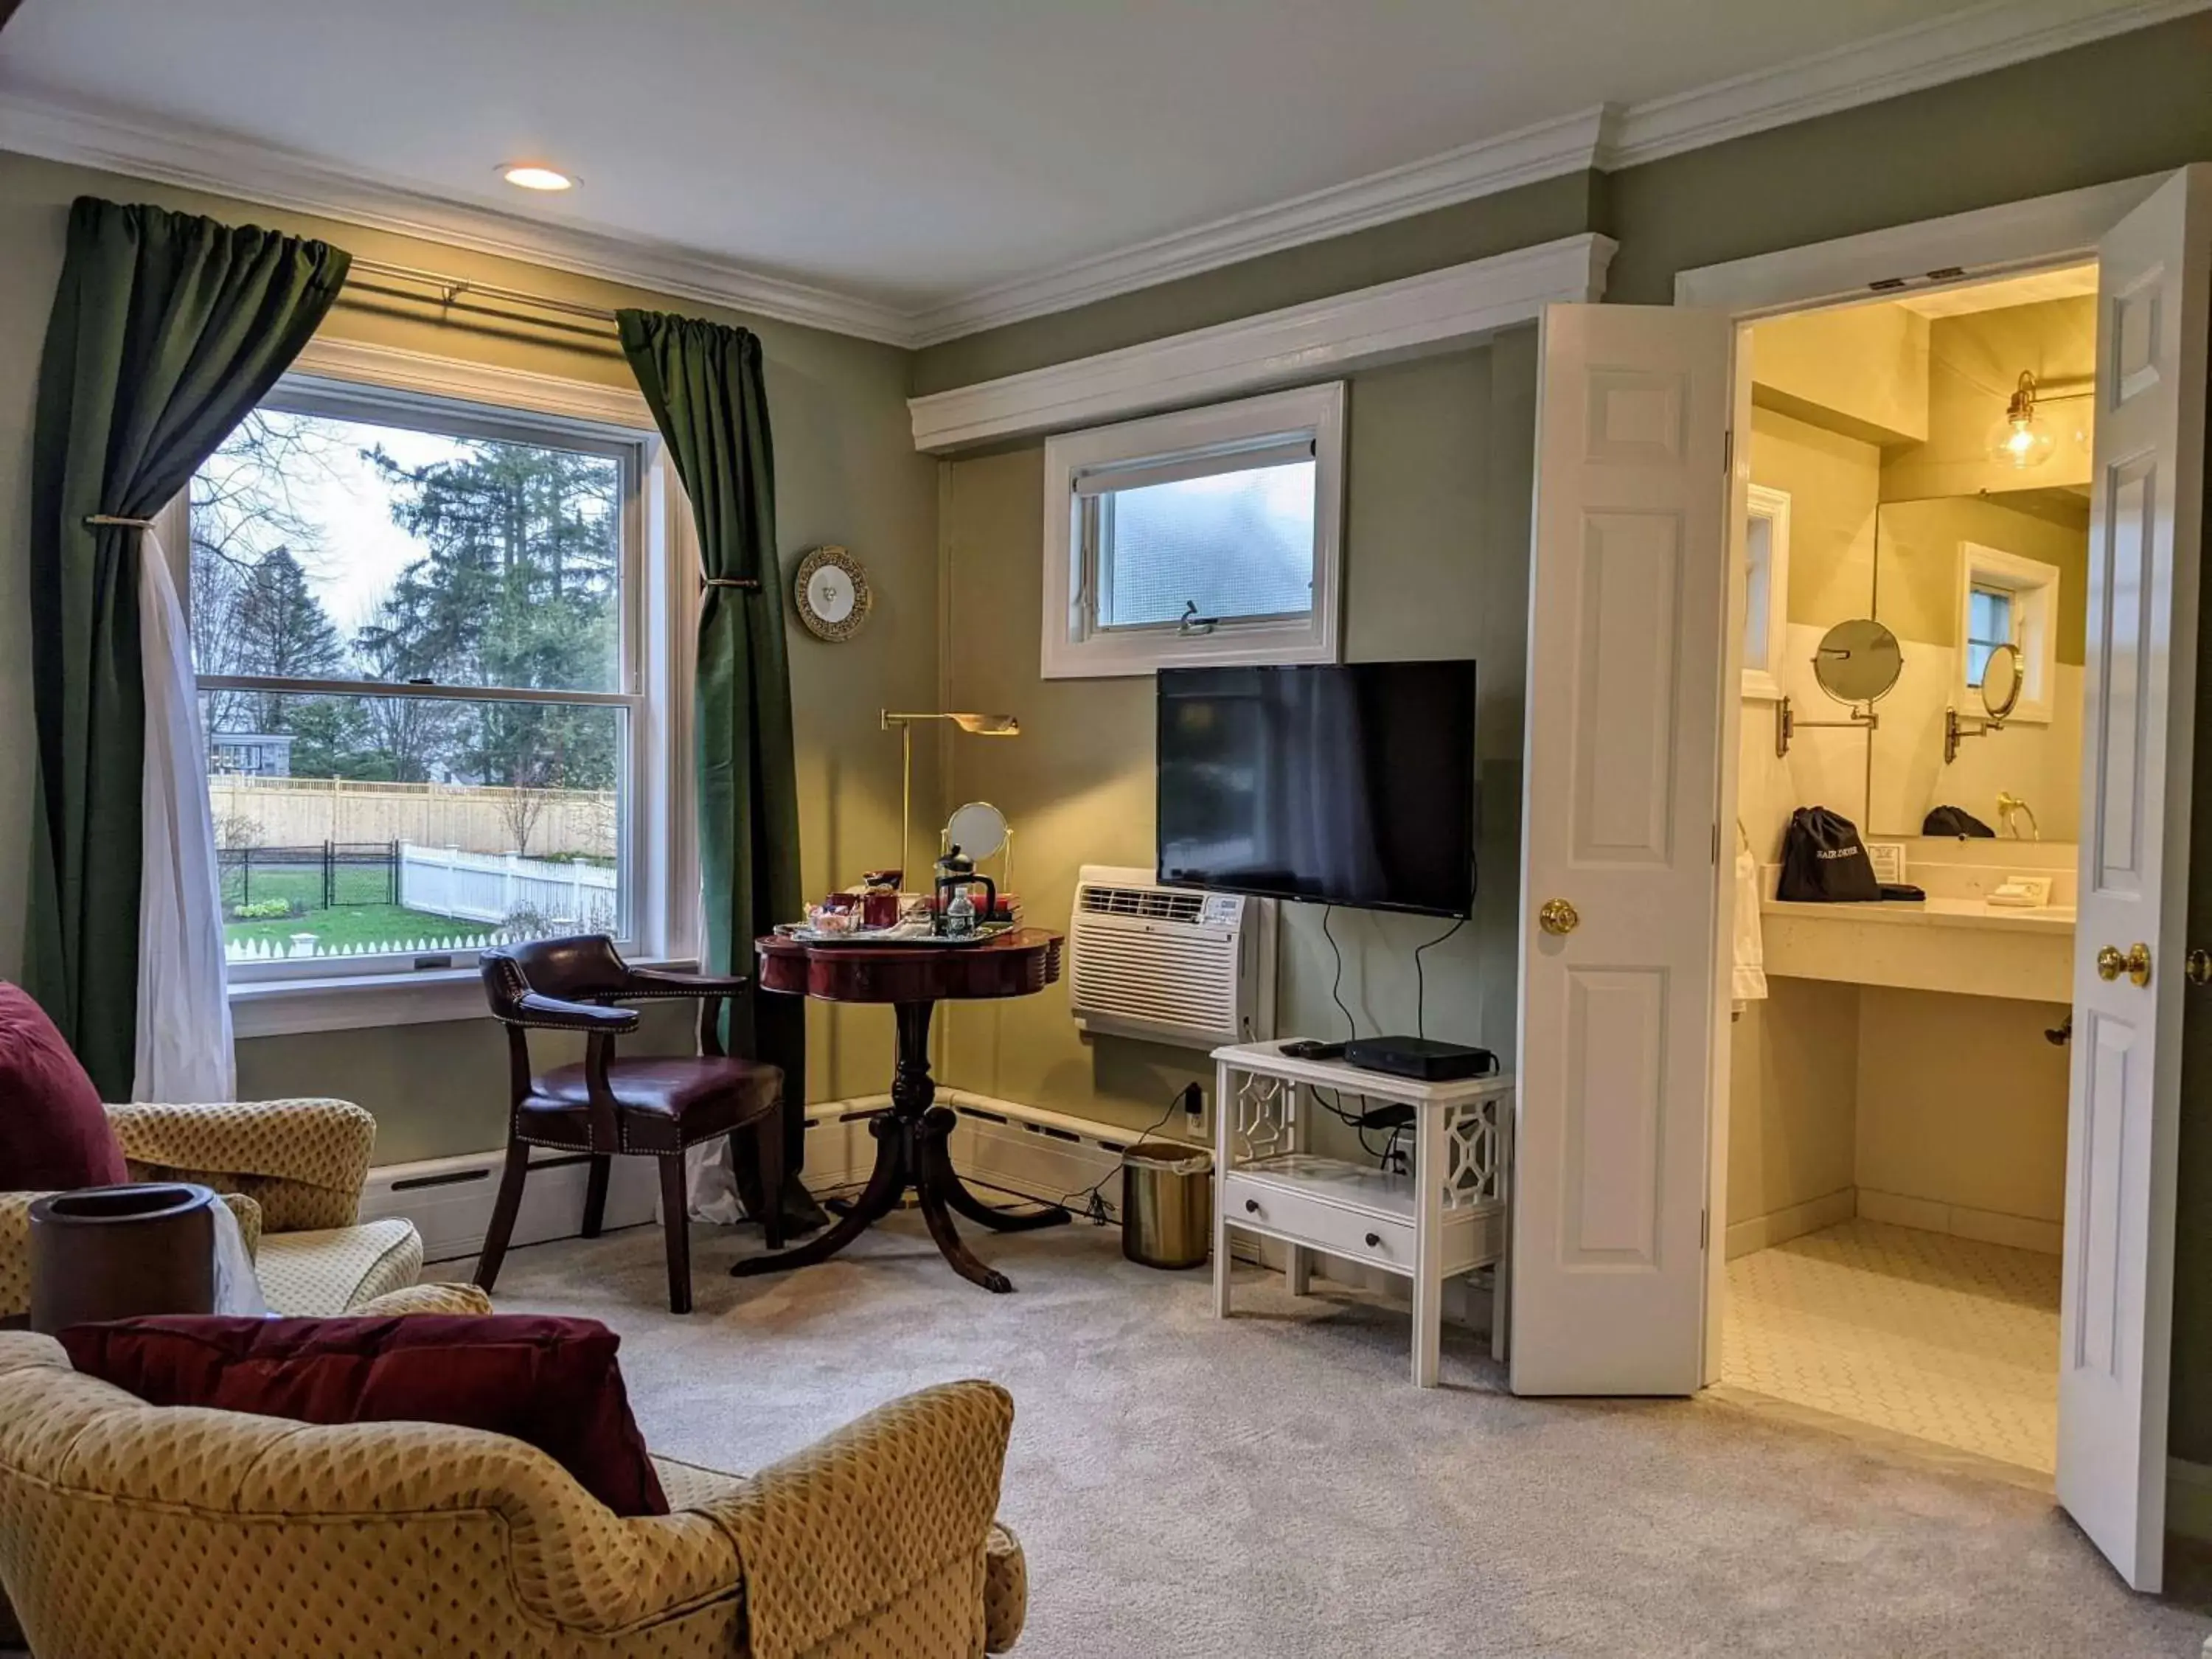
[
  {"x1": 1978, "y1": 641, "x2": 2023, "y2": 720},
  {"x1": 945, "y1": 800, "x2": 1009, "y2": 862},
  {"x1": 1812, "y1": 618, "x2": 1904, "y2": 706}
]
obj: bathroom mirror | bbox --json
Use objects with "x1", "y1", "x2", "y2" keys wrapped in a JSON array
[
  {"x1": 1978, "y1": 641, "x2": 2023, "y2": 719},
  {"x1": 1812, "y1": 618, "x2": 1903, "y2": 705}
]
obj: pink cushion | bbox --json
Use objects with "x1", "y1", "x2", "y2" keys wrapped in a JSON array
[
  {"x1": 60, "y1": 1313, "x2": 669, "y2": 1517},
  {"x1": 0, "y1": 981, "x2": 126, "y2": 1189}
]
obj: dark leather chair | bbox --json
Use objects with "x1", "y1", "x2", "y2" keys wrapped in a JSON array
[{"x1": 473, "y1": 936, "x2": 784, "y2": 1314}]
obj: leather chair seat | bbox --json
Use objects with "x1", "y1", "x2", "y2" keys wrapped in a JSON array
[{"x1": 521, "y1": 1057, "x2": 782, "y2": 1155}]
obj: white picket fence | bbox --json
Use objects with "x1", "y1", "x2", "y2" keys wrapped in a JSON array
[
  {"x1": 228, "y1": 929, "x2": 510, "y2": 964},
  {"x1": 397, "y1": 844, "x2": 618, "y2": 929}
]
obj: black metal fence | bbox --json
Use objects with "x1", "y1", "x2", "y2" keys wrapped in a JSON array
[{"x1": 219, "y1": 840, "x2": 398, "y2": 914}]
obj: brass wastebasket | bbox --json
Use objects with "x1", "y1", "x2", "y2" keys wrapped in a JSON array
[{"x1": 1120, "y1": 1144, "x2": 1212, "y2": 1270}]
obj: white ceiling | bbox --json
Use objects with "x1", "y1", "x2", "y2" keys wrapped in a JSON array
[{"x1": 0, "y1": 0, "x2": 2191, "y2": 344}]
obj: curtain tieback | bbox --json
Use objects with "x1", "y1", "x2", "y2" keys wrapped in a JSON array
[
  {"x1": 86, "y1": 513, "x2": 156, "y2": 529},
  {"x1": 701, "y1": 575, "x2": 761, "y2": 591}
]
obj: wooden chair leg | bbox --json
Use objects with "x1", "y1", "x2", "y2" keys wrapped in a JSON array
[
  {"x1": 754, "y1": 1113, "x2": 786, "y2": 1252},
  {"x1": 659, "y1": 1155, "x2": 693, "y2": 1315},
  {"x1": 474, "y1": 1139, "x2": 532, "y2": 1294},
  {"x1": 581, "y1": 1154, "x2": 611, "y2": 1239}
]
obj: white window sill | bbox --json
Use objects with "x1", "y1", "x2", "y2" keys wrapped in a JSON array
[{"x1": 229, "y1": 957, "x2": 699, "y2": 1040}]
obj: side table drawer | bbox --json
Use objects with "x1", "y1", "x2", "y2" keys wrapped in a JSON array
[{"x1": 1222, "y1": 1174, "x2": 1413, "y2": 1271}]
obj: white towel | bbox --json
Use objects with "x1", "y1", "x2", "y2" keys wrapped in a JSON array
[{"x1": 1733, "y1": 833, "x2": 1767, "y2": 1008}]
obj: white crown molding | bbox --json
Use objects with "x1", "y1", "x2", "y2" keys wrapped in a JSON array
[
  {"x1": 1601, "y1": 0, "x2": 2211, "y2": 170},
  {"x1": 909, "y1": 232, "x2": 1613, "y2": 453},
  {"x1": 908, "y1": 0, "x2": 2203, "y2": 346},
  {"x1": 0, "y1": 83, "x2": 917, "y2": 347},
  {"x1": 904, "y1": 105, "x2": 1613, "y2": 348},
  {"x1": 0, "y1": 0, "x2": 2198, "y2": 352}
]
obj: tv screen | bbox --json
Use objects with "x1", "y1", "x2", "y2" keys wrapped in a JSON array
[{"x1": 1156, "y1": 661, "x2": 1478, "y2": 917}]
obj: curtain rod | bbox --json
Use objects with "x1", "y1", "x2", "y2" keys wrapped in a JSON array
[{"x1": 338, "y1": 257, "x2": 625, "y2": 346}]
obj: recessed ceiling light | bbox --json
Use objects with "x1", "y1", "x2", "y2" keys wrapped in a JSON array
[{"x1": 501, "y1": 164, "x2": 575, "y2": 192}]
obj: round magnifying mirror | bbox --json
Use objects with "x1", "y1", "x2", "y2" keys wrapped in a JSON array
[
  {"x1": 1812, "y1": 618, "x2": 1904, "y2": 706},
  {"x1": 1979, "y1": 641, "x2": 2023, "y2": 719},
  {"x1": 944, "y1": 800, "x2": 1009, "y2": 862}
]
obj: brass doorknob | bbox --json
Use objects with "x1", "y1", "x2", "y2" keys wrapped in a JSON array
[
  {"x1": 2098, "y1": 942, "x2": 2153, "y2": 987},
  {"x1": 2188, "y1": 948, "x2": 2212, "y2": 987},
  {"x1": 1539, "y1": 898, "x2": 1580, "y2": 936}
]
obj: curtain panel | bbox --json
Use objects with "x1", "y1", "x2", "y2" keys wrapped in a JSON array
[
  {"x1": 616, "y1": 311, "x2": 808, "y2": 1191},
  {"x1": 25, "y1": 196, "x2": 350, "y2": 1098}
]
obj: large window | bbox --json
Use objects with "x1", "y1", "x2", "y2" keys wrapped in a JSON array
[
  {"x1": 1041, "y1": 383, "x2": 1343, "y2": 678},
  {"x1": 178, "y1": 373, "x2": 676, "y2": 984}
]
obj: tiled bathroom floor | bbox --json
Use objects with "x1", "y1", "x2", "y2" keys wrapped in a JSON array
[{"x1": 1721, "y1": 1218, "x2": 2061, "y2": 1474}]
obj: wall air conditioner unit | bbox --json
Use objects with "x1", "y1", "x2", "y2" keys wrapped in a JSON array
[{"x1": 1068, "y1": 864, "x2": 1276, "y2": 1050}]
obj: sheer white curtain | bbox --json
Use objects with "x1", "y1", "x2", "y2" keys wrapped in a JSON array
[{"x1": 134, "y1": 525, "x2": 235, "y2": 1102}]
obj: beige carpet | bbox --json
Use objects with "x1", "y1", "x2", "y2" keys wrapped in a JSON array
[{"x1": 483, "y1": 1214, "x2": 2212, "y2": 1658}]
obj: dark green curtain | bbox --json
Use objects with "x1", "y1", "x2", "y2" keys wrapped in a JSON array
[
  {"x1": 616, "y1": 310, "x2": 808, "y2": 1172},
  {"x1": 25, "y1": 198, "x2": 351, "y2": 1098}
]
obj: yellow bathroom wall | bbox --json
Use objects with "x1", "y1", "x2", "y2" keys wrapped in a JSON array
[
  {"x1": 1852, "y1": 988, "x2": 2072, "y2": 1252},
  {"x1": 1750, "y1": 302, "x2": 1930, "y2": 446},
  {"x1": 1725, "y1": 978, "x2": 1861, "y2": 1257},
  {"x1": 1880, "y1": 297, "x2": 2098, "y2": 501}
]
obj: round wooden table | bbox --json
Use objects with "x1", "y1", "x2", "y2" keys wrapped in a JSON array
[{"x1": 736, "y1": 928, "x2": 1071, "y2": 1293}]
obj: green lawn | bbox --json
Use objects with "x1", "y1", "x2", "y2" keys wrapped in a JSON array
[{"x1": 224, "y1": 902, "x2": 492, "y2": 956}]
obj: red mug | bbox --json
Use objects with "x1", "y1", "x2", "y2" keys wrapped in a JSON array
[{"x1": 862, "y1": 889, "x2": 900, "y2": 930}]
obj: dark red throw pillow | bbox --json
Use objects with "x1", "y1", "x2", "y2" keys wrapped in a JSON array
[
  {"x1": 0, "y1": 981, "x2": 127, "y2": 1191},
  {"x1": 60, "y1": 1313, "x2": 668, "y2": 1517}
]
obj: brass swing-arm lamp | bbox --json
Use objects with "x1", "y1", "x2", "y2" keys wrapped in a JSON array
[{"x1": 880, "y1": 711, "x2": 1020, "y2": 886}]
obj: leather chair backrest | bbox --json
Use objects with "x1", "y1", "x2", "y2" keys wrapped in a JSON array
[{"x1": 480, "y1": 935, "x2": 629, "y2": 1019}]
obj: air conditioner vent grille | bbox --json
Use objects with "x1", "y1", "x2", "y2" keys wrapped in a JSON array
[{"x1": 1078, "y1": 885, "x2": 1205, "y2": 923}]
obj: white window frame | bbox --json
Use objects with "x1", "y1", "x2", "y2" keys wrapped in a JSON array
[
  {"x1": 1740, "y1": 483, "x2": 1792, "y2": 701},
  {"x1": 163, "y1": 338, "x2": 700, "y2": 1036},
  {"x1": 1955, "y1": 540, "x2": 2056, "y2": 724},
  {"x1": 1040, "y1": 383, "x2": 1345, "y2": 679}
]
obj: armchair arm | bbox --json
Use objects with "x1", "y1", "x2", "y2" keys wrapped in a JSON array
[
  {"x1": 501, "y1": 992, "x2": 641, "y2": 1034},
  {"x1": 620, "y1": 966, "x2": 747, "y2": 1057},
  {"x1": 106, "y1": 1098, "x2": 373, "y2": 1233},
  {"x1": 620, "y1": 967, "x2": 750, "y2": 998},
  {"x1": 698, "y1": 1379, "x2": 1015, "y2": 1659}
]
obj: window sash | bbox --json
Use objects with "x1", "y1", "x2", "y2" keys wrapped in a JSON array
[{"x1": 1071, "y1": 434, "x2": 1316, "y2": 498}]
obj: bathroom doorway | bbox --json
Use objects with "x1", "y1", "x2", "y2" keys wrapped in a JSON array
[{"x1": 1714, "y1": 264, "x2": 2096, "y2": 1481}]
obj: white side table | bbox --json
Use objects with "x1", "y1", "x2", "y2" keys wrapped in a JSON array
[{"x1": 1211, "y1": 1040, "x2": 1514, "y2": 1388}]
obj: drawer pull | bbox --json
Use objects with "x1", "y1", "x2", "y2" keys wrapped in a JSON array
[
  {"x1": 1365, "y1": 1232, "x2": 1382, "y2": 1248},
  {"x1": 1244, "y1": 1199, "x2": 1259, "y2": 1214}
]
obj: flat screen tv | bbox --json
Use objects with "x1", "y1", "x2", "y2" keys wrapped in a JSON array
[{"x1": 1156, "y1": 661, "x2": 1477, "y2": 918}]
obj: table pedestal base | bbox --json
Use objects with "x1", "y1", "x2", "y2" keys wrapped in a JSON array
[{"x1": 731, "y1": 1001, "x2": 1068, "y2": 1292}]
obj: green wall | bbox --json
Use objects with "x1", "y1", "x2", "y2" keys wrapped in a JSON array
[
  {"x1": 936, "y1": 339, "x2": 1536, "y2": 1156},
  {"x1": 0, "y1": 147, "x2": 939, "y2": 1164}
]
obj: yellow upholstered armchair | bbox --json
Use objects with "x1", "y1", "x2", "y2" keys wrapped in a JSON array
[
  {"x1": 1, "y1": 1096, "x2": 442, "y2": 1320},
  {"x1": 0, "y1": 1331, "x2": 1029, "y2": 1657}
]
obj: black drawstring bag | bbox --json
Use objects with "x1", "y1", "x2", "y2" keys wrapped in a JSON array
[{"x1": 1778, "y1": 806, "x2": 1882, "y2": 902}]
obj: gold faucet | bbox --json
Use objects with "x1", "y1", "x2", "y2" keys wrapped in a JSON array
[{"x1": 1996, "y1": 792, "x2": 2039, "y2": 841}]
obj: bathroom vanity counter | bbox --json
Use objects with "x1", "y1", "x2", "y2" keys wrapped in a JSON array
[{"x1": 1761, "y1": 897, "x2": 2073, "y2": 1001}]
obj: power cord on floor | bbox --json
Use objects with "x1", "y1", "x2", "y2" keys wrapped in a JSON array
[{"x1": 1057, "y1": 1083, "x2": 1200, "y2": 1227}]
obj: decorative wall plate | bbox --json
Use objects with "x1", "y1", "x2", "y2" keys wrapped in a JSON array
[{"x1": 794, "y1": 544, "x2": 871, "y2": 641}]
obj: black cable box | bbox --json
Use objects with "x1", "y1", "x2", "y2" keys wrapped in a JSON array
[{"x1": 1343, "y1": 1036, "x2": 1497, "y2": 1083}]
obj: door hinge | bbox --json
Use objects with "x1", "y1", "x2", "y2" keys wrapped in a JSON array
[
  {"x1": 1700, "y1": 1208, "x2": 1710, "y2": 1251},
  {"x1": 1712, "y1": 823, "x2": 1721, "y2": 865},
  {"x1": 1722, "y1": 427, "x2": 1733, "y2": 476}
]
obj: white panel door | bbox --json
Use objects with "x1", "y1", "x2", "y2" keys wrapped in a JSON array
[
  {"x1": 1512, "y1": 303, "x2": 1732, "y2": 1396},
  {"x1": 2059, "y1": 164, "x2": 2211, "y2": 1594}
]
